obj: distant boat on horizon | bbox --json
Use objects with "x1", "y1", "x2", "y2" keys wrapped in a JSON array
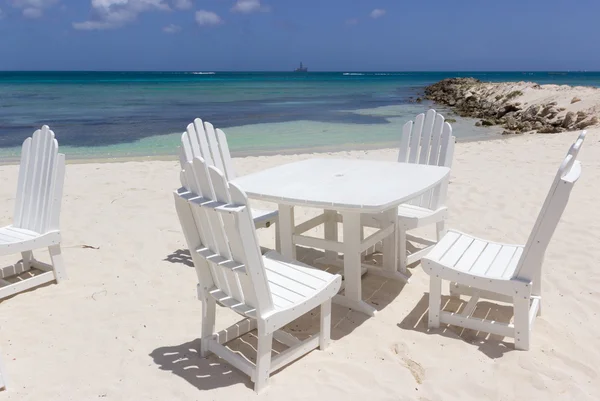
[{"x1": 294, "y1": 62, "x2": 308, "y2": 72}]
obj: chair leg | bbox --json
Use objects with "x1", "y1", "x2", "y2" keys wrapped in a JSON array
[
  {"x1": 398, "y1": 226, "x2": 407, "y2": 274},
  {"x1": 319, "y1": 300, "x2": 332, "y2": 350},
  {"x1": 513, "y1": 296, "x2": 531, "y2": 351},
  {"x1": 200, "y1": 296, "x2": 216, "y2": 357},
  {"x1": 436, "y1": 220, "x2": 446, "y2": 241},
  {"x1": 274, "y1": 222, "x2": 281, "y2": 253},
  {"x1": 428, "y1": 276, "x2": 442, "y2": 328},
  {"x1": 21, "y1": 250, "x2": 34, "y2": 270},
  {"x1": 533, "y1": 275, "x2": 542, "y2": 317},
  {"x1": 359, "y1": 226, "x2": 365, "y2": 261},
  {"x1": 324, "y1": 210, "x2": 338, "y2": 262},
  {"x1": 48, "y1": 245, "x2": 67, "y2": 282},
  {"x1": 254, "y1": 331, "x2": 273, "y2": 393}
]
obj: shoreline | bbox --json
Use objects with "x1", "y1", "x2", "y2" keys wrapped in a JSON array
[{"x1": 0, "y1": 129, "x2": 504, "y2": 166}]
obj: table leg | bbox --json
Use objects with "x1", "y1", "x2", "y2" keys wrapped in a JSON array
[
  {"x1": 278, "y1": 205, "x2": 296, "y2": 259},
  {"x1": 382, "y1": 208, "x2": 398, "y2": 273},
  {"x1": 366, "y1": 208, "x2": 410, "y2": 282},
  {"x1": 323, "y1": 209, "x2": 338, "y2": 262},
  {"x1": 333, "y1": 211, "x2": 376, "y2": 316}
]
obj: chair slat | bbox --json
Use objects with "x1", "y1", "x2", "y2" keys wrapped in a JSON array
[
  {"x1": 208, "y1": 166, "x2": 248, "y2": 305},
  {"x1": 485, "y1": 246, "x2": 518, "y2": 278},
  {"x1": 29, "y1": 128, "x2": 49, "y2": 231},
  {"x1": 47, "y1": 153, "x2": 65, "y2": 232},
  {"x1": 502, "y1": 247, "x2": 523, "y2": 279},
  {"x1": 418, "y1": 109, "x2": 437, "y2": 165},
  {"x1": 182, "y1": 163, "x2": 214, "y2": 252},
  {"x1": 424, "y1": 231, "x2": 461, "y2": 261},
  {"x1": 408, "y1": 113, "x2": 424, "y2": 164},
  {"x1": 216, "y1": 128, "x2": 236, "y2": 179},
  {"x1": 439, "y1": 234, "x2": 473, "y2": 267},
  {"x1": 21, "y1": 128, "x2": 43, "y2": 230},
  {"x1": 428, "y1": 114, "x2": 445, "y2": 166},
  {"x1": 181, "y1": 127, "x2": 195, "y2": 162},
  {"x1": 190, "y1": 159, "x2": 233, "y2": 297},
  {"x1": 192, "y1": 159, "x2": 231, "y2": 257},
  {"x1": 438, "y1": 123, "x2": 453, "y2": 168},
  {"x1": 36, "y1": 137, "x2": 57, "y2": 233},
  {"x1": 193, "y1": 118, "x2": 214, "y2": 165},
  {"x1": 173, "y1": 194, "x2": 215, "y2": 293},
  {"x1": 397, "y1": 121, "x2": 413, "y2": 163},
  {"x1": 468, "y1": 243, "x2": 502, "y2": 276},
  {"x1": 454, "y1": 239, "x2": 487, "y2": 272},
  {"x1": 228, "y1": 182, "x2": 274, "y2": 312},
  {"x1": 13, "y1": 138, "x2": 32, "y2": 228},
  {"x1": 204, "y1": 122, "x2": 226, "y2": 174}
]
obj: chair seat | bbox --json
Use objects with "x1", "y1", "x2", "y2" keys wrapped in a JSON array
[
  {"x1": 209, "y1": 250, "x2": 341, "y2": 321},
  {"x1": 397, "y1": 204, "x2": 447, "y2": 230},
  {"x1": 0, "y1": 226, "x2": 39, "y2": 245},
  {"x1": 422, "y1": 230, "x2": 524, "y2": 282},
  {"x1": 263, "y1": 250, "x2": 341, "y2": 311},
  {"x1": 0, "y1": 226, "x2": 60, "y2": 257},
  {"x1": 251, "y1": 208, "x2": 279, "y2": 228}
]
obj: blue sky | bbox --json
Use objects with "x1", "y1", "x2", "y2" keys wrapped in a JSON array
[{"x1": 0, "y1": 0, "x2": 598, "y2": 71}]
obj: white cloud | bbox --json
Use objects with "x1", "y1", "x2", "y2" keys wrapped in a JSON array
[
  {"x1": 172, "y1": 0, "x2": 191, "y2": 10},
  {"x1": 163, "y1": 23, "x2": 181, "y2": 33},
  {"x1": 10, "y1": 0, "x2": 59, "y2": 18},
  {"x1": 22, "y1": 7, "x2": 42, "y2": 17},
  {"x1": 345, "y1": 18, "x2": 358, "y2": 25},
  {"x1": 73, "y1": 0, "x2": 170, "y2": 30},
  {"x1": 231, "y1": 0, "x2": 268, "y2": 13},
  {"x1": 195, "y1": 10, "x2": 221, "y2": 26},
  {"x1": 370, "y1": 8, "x2": 386, "y2": 19}
]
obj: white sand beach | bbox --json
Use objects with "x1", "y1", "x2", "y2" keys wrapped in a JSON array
[{"x1": 0, "y1": 128, "x2": 599, "y2": 401}]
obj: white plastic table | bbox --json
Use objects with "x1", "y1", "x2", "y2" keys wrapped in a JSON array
[{"x1": 232, "y1": 158, "x2": 450, "y2": 316}]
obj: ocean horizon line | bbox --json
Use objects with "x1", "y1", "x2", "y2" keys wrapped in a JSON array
[{"x1": 1, "y1": 70, "x2": 598, "y2": 73}]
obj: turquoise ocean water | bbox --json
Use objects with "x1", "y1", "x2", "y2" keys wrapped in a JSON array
[{"x1": 1, "y1": 71, "x2": 599, "y2": 161}]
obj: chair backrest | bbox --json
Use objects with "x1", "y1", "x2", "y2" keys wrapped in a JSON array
[
  {"x1": 398, "y1": 109, "x2": 455, "y2": 210},
  {"x1": 180, "y1": 118, "x2": 236, "y2": 180},
  {"x1": 514, "y1": 131, "x2": 586, "y2": 282},
  {"x1": 13, "y1": 125, "x2": 66, "y2": 234},
  {"x1": 173, "y1": 156, "x2": 274, "y2": 317}
]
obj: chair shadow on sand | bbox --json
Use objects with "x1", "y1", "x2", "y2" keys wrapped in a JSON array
[
  {"x1": 399, "y1": 293, "x2": 516, "y2": 359},
  {"x1": 156, "y1": 245, "x2": 406, "y2": 391},
  {"x1": 163, "y1": 249, "x2": 194, "y2": 267}
]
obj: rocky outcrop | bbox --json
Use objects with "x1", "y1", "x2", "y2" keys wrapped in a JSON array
[{"x1": 424, "y1": 78, "x2": 599, "y2": 134}]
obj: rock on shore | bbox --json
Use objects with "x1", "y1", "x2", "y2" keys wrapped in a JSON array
[{"x1": 425, "y1": 78, "x2": 599, "y2": 134}]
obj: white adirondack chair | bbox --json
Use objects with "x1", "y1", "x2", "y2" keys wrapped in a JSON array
[
  {"x1": 179, "y1": 118, "x2": 279, "y2": 236},
  {"x1": 423, "y1": 131, "x2": 586, "y2": 350},
  {"x1": 173, "y1": 156, "x2": 342, "y2": 393},
  {"x1": 0, "y1": 126, "x2": 66, "y2": 300},
  {"x1": 363, "y1": 109, "x2": 455, "y2": 274}
]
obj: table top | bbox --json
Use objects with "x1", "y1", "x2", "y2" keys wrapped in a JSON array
[{"x1": 232, "y1": 158, "x2": 450, "y2": 212}]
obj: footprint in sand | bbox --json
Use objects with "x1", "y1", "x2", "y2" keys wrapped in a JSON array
[{"x1": 392, "y1": 343, "x2": 425, "y2": 384}]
